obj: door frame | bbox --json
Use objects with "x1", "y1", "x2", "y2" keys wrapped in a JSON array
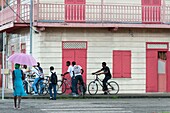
[
  {"x1": 62, "y1": 41, "x2": 87, "y2": 94},
  {"x1": 146, "y1": 42, "x2": 169, "y2": 92}
]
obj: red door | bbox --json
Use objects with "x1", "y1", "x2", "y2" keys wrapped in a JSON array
[
  {"x1": 75, "y1": 50, "x2": 87, "y2": 83},
  {"x1": 65, "y1": 0, "x2": 85, "y2": 22},
  {"x1": 62, "y1": 42, "x2": 87, "y2": 94},
  {"x1": 146, "y1": 50, "x2": 158, "y2": 92},
  {"x1": 142, "y1": 0, "x2": 161, "y2": 23},
  {"x1": 166, "y1": 52, "x2": 170, "y2": 92}
]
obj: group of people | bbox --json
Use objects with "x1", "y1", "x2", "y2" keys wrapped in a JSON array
[
  {"x1": 61, "y1": 61, "x2": 85, "y2": 97},
  {"x1": 12, "y1": 61, "x2": 112, "y2": 109},
  {"x1": 61, "y1": 61, "x2": 112, "y2": 96},
  {"x1": 12, "y1": 62, "x2": 57, "y2": 109}
]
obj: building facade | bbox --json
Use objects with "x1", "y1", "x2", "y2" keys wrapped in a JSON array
[{"x1": 0, "y1": 0, "x2": 170, "y2": 93}]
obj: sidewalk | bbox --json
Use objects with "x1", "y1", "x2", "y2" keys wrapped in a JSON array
[{"x1": 1, "y1": 88, "x2": 170, "y2": 99}]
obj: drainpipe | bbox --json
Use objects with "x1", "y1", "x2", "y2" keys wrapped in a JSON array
[
  {"x1": 2, "y1": 32, "x2": 6, "y2": 100},
  {"x1": 30, "y1": 0, "x2": 33, "y2": 55},
  {"x1": 1, "y1": 0, "x2": 4, "y2": 100}
]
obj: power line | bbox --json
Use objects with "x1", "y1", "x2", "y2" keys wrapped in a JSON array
[{"x1": 2, "y1": 0, "x2": 37, "y2": 32}]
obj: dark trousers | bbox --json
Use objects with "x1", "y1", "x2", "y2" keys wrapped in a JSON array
[
  {"x1": 75, "y1": 75, "x2": 85, "y2": 94},
  {"x1": 48, "y1": 83, "x2": 57, "y2": 100},
  {"x1": 103, "y1": 76, "x2": 111, "y2": 91},
  {"x1": 71, "y1": 76, "x2": 76, "y2": 94},
  {"x1": 23, "y1": 80, "x2": 28, "y2": 94}
]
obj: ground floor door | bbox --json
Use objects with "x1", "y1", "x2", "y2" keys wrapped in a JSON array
[
  {"x1": 62, "y1": 41, "x2": 87, "y2": 94},
  {"x1": 146, "y1": 42, "x2": 169, "y2": 92}
]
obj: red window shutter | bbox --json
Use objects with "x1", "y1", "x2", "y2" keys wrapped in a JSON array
[
  {"x1": 113, "y1": 50, "x2": 131, "y2": 78},
  {"x1": 21, "y1": 43, "x2": 26, "y2": 53},
  {"x1": 142, "y1": 0, "x2": 151, "y2": 5},
  {"x1": 65, "y1": 0, "x2": 74, "y2": 4},
  {"x1": 113, "y1": 51, "x2": 122, "y2": 78},
  {"x1": 152, "y1": 0, "x2": 161, "y2": 6},
  {"x1": 122, "y1": 51, "x2": 131, "y2": 78}
]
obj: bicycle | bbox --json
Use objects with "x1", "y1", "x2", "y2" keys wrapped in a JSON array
[
  {"x1": 88, "y1": 74, "x2": 119, "y2": 95},
  {"x1": 57, "y1": 75, "x2": 86, "y2": 96},
  {"x1": 23, "y1": 75, "x2": 49, "y2": 95},
  {"x1": 37, "y1": 76, "x2": 49, "y2": 95}
]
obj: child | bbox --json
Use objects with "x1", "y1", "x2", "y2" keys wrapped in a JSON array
[{"x1": 48, "y1": 66, "x2": 58, "y2": 100}]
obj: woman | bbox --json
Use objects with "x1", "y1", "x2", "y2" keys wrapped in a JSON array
[{"x1": 12, "y1": 64, "x2": 27, "y2": 109}]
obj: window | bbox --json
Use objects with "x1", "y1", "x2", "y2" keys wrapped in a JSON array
[
  {"x1": 113, "y1": 50, "x2": 131, "y2": 78},
  {"x1": 21, "y1": 43, "x2": 26, "y2": 53}
]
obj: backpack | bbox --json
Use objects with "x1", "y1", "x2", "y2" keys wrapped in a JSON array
[
  {"x1": 73, "y1": 65, "x2": 81, "y2": 75},
  {"x1": 50, "y1": 72, "x2": 58, "y2": 84}
]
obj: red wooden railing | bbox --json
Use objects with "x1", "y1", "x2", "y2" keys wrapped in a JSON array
[
  {"x1": 0, "y1": 4, "x2": 30, "y2": 25},
  {"x1": 1, "y1": 3, "x2": 170, "y2": 26}
]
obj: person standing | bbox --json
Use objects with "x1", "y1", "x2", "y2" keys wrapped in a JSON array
[
  {"x1": 22, "y1": 65, "x2": 29, "y2": 94},
  {"x1": 12, "y1": 64, "x2": 27, "y2": 109},
  {"x1": 31, "y1": 65, "x2": 40, "y2": 95},
  {"x1": 92, "y1": 62, "x2": 111, "y2": 95},
  {"x1": 48, "y1": 66, "x2": 58, "y2": 100},
  {"x1": 61, "y1": 61, "x2": 75, "y2": 95},
  {"x1": 72, "y1": 61, "x2": 85, "y2": 96},
  {"x1": 37, "y1": 62, "x2": 44, "y2": 94}
]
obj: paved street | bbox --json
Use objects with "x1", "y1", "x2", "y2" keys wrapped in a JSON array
[{"x1": 0, "y1": 98, "x2": 170, "y2": 113}]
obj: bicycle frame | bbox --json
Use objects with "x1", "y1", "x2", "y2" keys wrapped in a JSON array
[
  {"x1": 94, "y1": 75, "x2": 104, "y2": 87},
  {"x1": 61, "y1": 76, "x2": 72, "y2": 89}
]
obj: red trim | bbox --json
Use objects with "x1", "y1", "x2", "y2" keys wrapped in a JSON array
[
  {"x1": 146, "y1": 42, "x2": 169, "y2": 50},
  {"x1": 166, "y1": 51, "x2": 170, "y2": 92}
]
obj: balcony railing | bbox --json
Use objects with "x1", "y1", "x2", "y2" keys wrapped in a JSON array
[{"x1": 1, "y1": 3, "x2": 170, "y2": 27}]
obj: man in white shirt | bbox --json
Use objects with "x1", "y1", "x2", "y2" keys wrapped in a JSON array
[
  {"x1": 72, "y1": 61, "x2": 85, "y2": 96},
  {"x1": 61, "y1": 61, "x2": 75, "y2": 95}
]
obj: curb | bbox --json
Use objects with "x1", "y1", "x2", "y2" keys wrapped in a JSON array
[{"x1": 1, "y1": 94, "x2": 170, "y2": 99}]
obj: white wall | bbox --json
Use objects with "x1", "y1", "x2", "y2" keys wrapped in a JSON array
[
  {"x1": 8, "y1": 27, "x2": 170, "y2": 94},
  {"x1": 32, "y1": 28, "x2": 170, "y2": 94}
]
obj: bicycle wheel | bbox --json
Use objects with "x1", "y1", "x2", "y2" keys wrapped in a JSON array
[
  {"x1": 107, "y1": 81, "x2": 119, "y2": 95},
  {"x1": 38, "y1": 83, "x2": 48, "y2": 95},
  {"x1": 88, "y1": 81, "x2": 98, "y2": 95},
  {"x1": 57, "y1": 80, "x2": 66, "y2": 95}
]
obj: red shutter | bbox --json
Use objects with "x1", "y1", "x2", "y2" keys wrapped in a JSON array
[
  {"x1": 65, "y1": 0, "x2": 85, "y2": 22},
  {"x1": 146, "y1": 50, "x2": 158, "y2": 92},
  {"x1": 21, "y1": 43, "x2": 26, "y2": 53},
  {"x1": 113, "y1": 50, "x2": 131, "y2": 78},
  {"x1": 142, "y1": 0, "x2": 151, "y2": 5},
  {"x1": 122, "y1": 51, "x2": 131, "y2": 78},
  {"x1": 152, "y1": 0, "x2": 161, "y2": 5},
  {"x1": 166, "y1": 52, "x2": 170, "y2": 92},
  {"x1": 113, "y1": 51, "x2": 122, "y2": 78},
  {"x1": 142, "y1": 0, "x2": 161, "y2": 23}
]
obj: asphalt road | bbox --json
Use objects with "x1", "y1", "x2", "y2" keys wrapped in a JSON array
[{"x1": 0, "y1": 98, "x2": 170, "y2": 113}]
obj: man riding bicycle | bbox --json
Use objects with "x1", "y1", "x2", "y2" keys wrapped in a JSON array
[{"x1": 92, "y1": 62, "x2": 111, "y2": 95}]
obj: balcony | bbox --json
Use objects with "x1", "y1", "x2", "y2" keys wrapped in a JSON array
[{"x1": 0, "y1": 3, "x2": 170, "y2": 32}]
